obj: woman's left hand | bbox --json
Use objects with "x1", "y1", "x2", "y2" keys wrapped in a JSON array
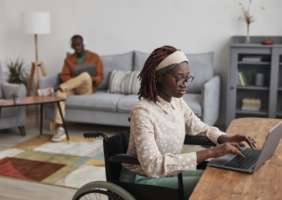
[{"x1": 217, "y1": 134, "x2": 257, "y2": 149}]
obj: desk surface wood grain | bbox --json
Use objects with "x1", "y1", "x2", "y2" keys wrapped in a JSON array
[{"x1": 190, "y1": 118, "x2": 282, "y2": 200}]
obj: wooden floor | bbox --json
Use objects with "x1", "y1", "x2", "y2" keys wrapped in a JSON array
[
  {"x1": 0, "y1": 107, "x2": 127, "y2": 200},
  {"x1": 0, "y1": 107, "x2": 226, "y2": 200}
]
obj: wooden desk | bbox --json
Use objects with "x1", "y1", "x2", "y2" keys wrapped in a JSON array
[{"x1": 190, "y1": 118, "x2": 282, "y2": 200}]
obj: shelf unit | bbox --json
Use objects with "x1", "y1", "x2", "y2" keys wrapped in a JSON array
[
  {"x1": 226, "y1": 36, "x2": 282, "y2": 127},
  {"x1": 238, "y1": 61, "x2": 270, "y2": 65},
  {"x1": 237, "y1": 86, "x2": 269, "y2": 90},
  {"x1": 235, "y1": 109, "x2": 268, "y2": 115}
]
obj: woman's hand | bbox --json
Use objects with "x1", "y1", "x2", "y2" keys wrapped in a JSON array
[
  {"x1": 196, "y1": 142, "x2": 246, "y2": 163},
  {"x1": 217, "y1": 134, "x2": 256, "y2": 149},
  {"x1": 210, "y1": 142, "x2": 246, "y2": 159}
]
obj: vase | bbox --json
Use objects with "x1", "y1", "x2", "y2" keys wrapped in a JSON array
[
  {"x1": 13, "y1": 97, "x2": 20, "y2": 104},
  {"x1": 246, "y1": 24, "x2": 250, "y2": 43}
]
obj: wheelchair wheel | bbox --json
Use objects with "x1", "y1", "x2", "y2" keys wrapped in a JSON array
[{"x1": 72, "y1": 181, "x2": 136, "y2": 200}]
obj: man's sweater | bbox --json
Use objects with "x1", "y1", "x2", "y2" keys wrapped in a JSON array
[{"x1": 60, "y1": 50, "x2": 103, "y2": 92}]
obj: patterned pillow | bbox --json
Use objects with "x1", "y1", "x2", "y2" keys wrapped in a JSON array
[{"x1": 108, "y1": 70, "x2": 141, "y2": 94}]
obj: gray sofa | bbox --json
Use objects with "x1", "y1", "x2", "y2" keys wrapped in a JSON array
[
  {"x1": 39, "y1": 51, "x2": 220, "y2": 127},
  {"x1": 0, "y1": 63, "x2": 27, "y2": 135}
]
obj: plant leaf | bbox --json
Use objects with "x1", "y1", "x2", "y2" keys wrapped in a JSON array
[{"x1": 4, "y1": 57, "x2": 29, "y2": 88}]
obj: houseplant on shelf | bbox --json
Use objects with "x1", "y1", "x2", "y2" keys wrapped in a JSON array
[
  {"x1": 5, "y1": 57, "x2": 29, "y2": 88},
  {"x1": 238, "y1": 0, "x2": 265, "y2": 43}
]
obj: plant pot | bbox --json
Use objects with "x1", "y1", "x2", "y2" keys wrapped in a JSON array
[{"x1": 13, "y1": 97, "x2": 20, "y2": 104}]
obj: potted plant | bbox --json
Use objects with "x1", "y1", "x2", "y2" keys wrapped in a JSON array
[
  {"x1": 238, "y1": 0, "x2": 265, "y2": 43},
  {"x1": 5, "y1": 57, "x2": 29, "y2": 88},
  {"x1": 13, "y1": 93, "x2": 20, "y2": 104}
]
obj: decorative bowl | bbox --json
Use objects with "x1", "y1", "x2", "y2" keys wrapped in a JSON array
[{"x1": 261, "y1": 38, "x2": 275, "y2": 45}]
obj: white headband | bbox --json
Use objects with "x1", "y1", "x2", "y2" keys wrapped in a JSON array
[{"x1": 156, "y1": 51, "x2": 189, "y2": 71}]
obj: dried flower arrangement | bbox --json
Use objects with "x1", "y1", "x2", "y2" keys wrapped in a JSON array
[{"x1": 238, "y1": 0, "x2": 265, "y2": 43}]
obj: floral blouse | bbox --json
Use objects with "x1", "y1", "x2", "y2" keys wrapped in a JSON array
[{"x1": 122, "y1": 96, "x2": 226, "y2": 178}]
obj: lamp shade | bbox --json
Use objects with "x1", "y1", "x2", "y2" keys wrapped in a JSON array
[{"x1": 22, "y1": 12, "x2": 51, "y2": 34}]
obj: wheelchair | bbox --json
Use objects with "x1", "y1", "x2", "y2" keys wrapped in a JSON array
[{"x1": 72, "y1": 129, "x2": 216, "y2": 200}]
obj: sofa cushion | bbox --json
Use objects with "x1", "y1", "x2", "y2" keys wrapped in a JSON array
[
  {"x1": 182, "y1": 94, "x2": 202, "y2": 117},
  {"x1": 133, "y1": 51, "x2": 150, "y2": 71},
  {"x1": 98, "y1": 51, "x2": 134, "y2": 90},
  {"x1": 117, "y1": 95, "x2": 139, "y2": 113},
  {"x1": 0, "y1": 99, "x2": 20, "y2": 117},
  {"x1": 62, "y1": 90, "x2": 125, "y2": 112},
  {"x1": 185, "y1": 52, "x2": 214, "y2": 93},
  {"x1": 108, "y1": 70, "x2": 140, "y2": 94}
]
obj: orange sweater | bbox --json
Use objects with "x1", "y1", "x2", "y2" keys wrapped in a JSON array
[{"x1": 60, "y1": 51, "x2": 103, "y2": 92}]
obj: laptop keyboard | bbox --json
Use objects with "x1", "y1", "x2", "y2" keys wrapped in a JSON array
[{"x1": 224, "y1": 148, "x2": 261, "y2": 170}]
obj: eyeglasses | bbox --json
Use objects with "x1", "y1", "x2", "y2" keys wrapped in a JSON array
[{"x1": 165, "y1": 74, "x2": 194, "y2": 86}]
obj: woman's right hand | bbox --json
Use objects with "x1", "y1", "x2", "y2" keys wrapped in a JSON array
[
  {"x1": 197, "y1": 142, "x2": 246, "y2": 164},
  {"x1": 210, "y1": 142, "x2": 246, "y2": 159}
]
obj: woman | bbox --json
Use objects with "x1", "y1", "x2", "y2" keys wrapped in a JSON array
[{"x1": 120, "y1": 46, "x2": 256, "y2": 199}]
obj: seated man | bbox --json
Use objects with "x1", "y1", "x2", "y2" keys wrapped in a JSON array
[{"x1": 38, "y1": 35, "x2": 103, "y2": 141}]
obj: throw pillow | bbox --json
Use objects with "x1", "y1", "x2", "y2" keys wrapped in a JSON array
[{"x1": 108, "y1": 70, "x2": 141, "y2": 94}]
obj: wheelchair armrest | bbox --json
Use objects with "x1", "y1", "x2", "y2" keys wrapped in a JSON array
[
  {"x1": 110, "y1": 154, "x2": 140, "y2": 165},
  {"x1": 84, "y1": 132, "x2": 108, "y2": 141},
  {"x1": 184, "y1": 135, "x2": 216, "y2": 146}
]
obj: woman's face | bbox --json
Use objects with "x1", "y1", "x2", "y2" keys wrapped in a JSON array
[{"x1": 157, "y1": 62, "x2": 190, "y2": 101}]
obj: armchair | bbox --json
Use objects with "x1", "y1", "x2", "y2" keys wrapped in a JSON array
[{"x1": 0, "y1": 63, "x2": 27, "y2": 135}]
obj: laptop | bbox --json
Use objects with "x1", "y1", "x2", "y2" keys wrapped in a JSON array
[
  {"x1": 73, "y1": 63, "x2": 96, "y2": 77},
  {"x1": 208, "y1": 121, "x2": 282, "y2": 174}
]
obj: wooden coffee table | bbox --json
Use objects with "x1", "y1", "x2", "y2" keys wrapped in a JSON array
[
  {"x1": 0, "y1": 96, "x2": 70, "y2": 142},
  {"x1": 190, "y1": 118, "x2": 282, "y2": 200}
]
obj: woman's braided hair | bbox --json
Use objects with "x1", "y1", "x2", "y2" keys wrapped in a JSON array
[{"x1": 137, "y1": 45, "x2": 178, "y2": 103}]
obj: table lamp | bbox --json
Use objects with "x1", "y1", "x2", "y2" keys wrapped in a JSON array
[{"x1": 22, "y1": 12, "x2": 51, "y2": 124}]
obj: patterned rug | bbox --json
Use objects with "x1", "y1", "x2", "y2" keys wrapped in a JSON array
[{"x1": 0, "y1": 134, "x2": 106, "y2": 189}]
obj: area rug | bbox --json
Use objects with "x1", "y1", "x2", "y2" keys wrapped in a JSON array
[{"x1": 0, "y1": 134, "x2": 106, "y2": 189}]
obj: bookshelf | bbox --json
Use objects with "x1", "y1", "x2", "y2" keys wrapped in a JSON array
[
  {"x1": 226, "y1": 36, "x2": 282, "y2": 127},
  {"x1": 237, "y1": 86, "x2": 269, "y2": 90},
  {"x1": 235, "y1": 109, "x2": 268, "y2": 115},
  {"x1": 238, "y1": 61, "x2": 270, "y2": 65}
]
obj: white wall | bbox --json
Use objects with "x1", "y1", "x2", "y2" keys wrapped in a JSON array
[{"x1": 0, "y1": 0, "x2": 281, "y2": 126}]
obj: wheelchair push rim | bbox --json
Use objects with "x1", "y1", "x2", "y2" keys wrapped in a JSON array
[{"x1": 72, "y1": 181, "x2": 136, "y2": 200}]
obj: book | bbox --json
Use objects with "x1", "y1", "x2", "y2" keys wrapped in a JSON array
[
  {"x1": 238, "y1": 72, "x2": 245, "y2": 86},
  {"x1": 242, "y1": 98, "x2": 261, "y2": 111},
  {"x1": 242, "y1": 56, "x2": 263, "y2": 62},
  {"x1": 240, "y1": 71, "x2": 249, "y2": 86},
  {"x1": 237, "y1": 71, "x2": 242, "y2": 86}
]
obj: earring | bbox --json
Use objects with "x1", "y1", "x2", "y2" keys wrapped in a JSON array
[{"x1": 155, "y1": 79, "x2": 158, "y2": 83}]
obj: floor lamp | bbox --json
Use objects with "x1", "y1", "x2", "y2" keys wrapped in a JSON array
[{"x1": 22, "y1": 12, "x2": 51, "y2": 124}]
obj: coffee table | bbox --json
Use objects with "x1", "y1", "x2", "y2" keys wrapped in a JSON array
[{"x1": 0, "y1": 96, "x2": 70, "y2": 142}]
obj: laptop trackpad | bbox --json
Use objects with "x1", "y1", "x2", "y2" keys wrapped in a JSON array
[
  {"x1": 209, "y1": 153, "x2": 236, "y2": 166},
  {"x1": 208, "y1": 147, "x2": 246, "y2": 166}
]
